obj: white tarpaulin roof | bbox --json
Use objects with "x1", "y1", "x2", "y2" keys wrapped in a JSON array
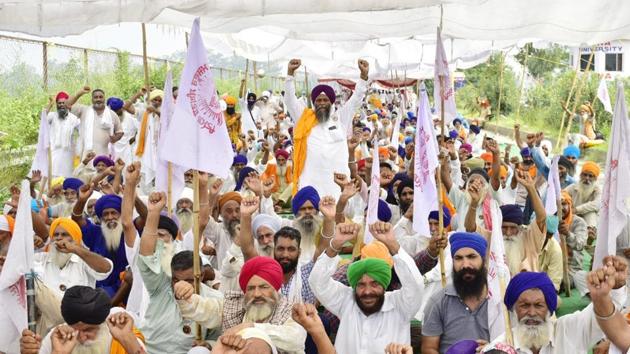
[{"x1": 1, "y1": 0, "x2": 628, "y2": 77}]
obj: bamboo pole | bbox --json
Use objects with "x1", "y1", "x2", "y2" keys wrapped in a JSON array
[
  {"x1": 253, "y1": 62, "x2": 258, "y2": 93},
  {"x1": 438, "y1": 75, "x2": 447, "y2": 288},
  {"x1": 83, "y1": 49, "x2": 89, "y2": 85},
  {"x1": 514, "y1": 52, "x2": 528, "y2": 124},
  {"x1": 499, "y1": 275, "x2": 514, "y2": 345},
  {"x1": 554, "y1": 69, "x2": 580, "y2": 152},
  {"x1": 47, "y1": 148, "x2": 52, "y2": 192},
  {"x1": 42, "y1": 42, "x2": 48, "y2": 91},
  {"x1": 557, "y1": 195, "x2": 570, "y2": 296},
  {"x1": 305, "y1": 67, "x2": 311, "y2": 109},
  {"x1": 495, "y1": 52, "x2": 505, "y2": 134},
  {"x1": 141, "y1": 23, "x2": 150, "y2": 91},
  {"x1": 561, "y1": 51, "x2": 594, "y2": 149},
  {"x1": 192, "y1": 171, "x2": 202, "y2": 340}
]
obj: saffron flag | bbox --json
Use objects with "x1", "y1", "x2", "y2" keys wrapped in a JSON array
[
  {"x1": 364, "y1": 137, "x2": 381, "y2": 244},
  {"x1": 156, "y1": 69, "x2": 186, "y2": 211},
  {"x1": 487, "y1": 202, "x2": 510, "y2": 340},
  {"x1": 30, "y1": 109, "x2": 50, "y2": 179},
  {"x1": 593, "y1": 81, "x2": 630, "y2": 268},
  {"x1": 160, "y1": 18, "x2": 233, "y2": 178},
  {"x1": 413, "y1": 83, "x2": 439, "y2": 237},
  {"x1": 0, "y1": 180, "x2": 34, "y2": 351},
  {"x1": 597, "y1": 78, "x2": 613, "y2": 114},
  {"x1": 434, "y1": 27, "x2": 457, "y2": 126}
]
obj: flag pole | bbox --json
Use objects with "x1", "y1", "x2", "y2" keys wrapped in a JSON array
[
  {"x1": 141, "y1": 23, "x2": 150, "y2": 92},
  {"x1": 305, "y1": 67, "x2": 311, "y2": 109},
  {"x1": 499, "y1": 274, "x2": 514, "y2": 345},
  {"x1": 437, "y1": 75, "x2": 447, "y2": 288},
  {"x1": 47, "y1": 147, "x2": 52, "y2": 192},
  {"x1": 192, "y1": 170, "x2": 202, "y2": 339},
  {"x1": 26, "y1": 271, "x2": 36, "y2": 332}
]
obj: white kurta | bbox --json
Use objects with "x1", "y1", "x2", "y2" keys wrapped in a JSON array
[
  {"x1": 284, "y1": 75, "x2": 367, "y2": 200},
  {"x1": 114, "y1": 111, "x2": 139, "y2": 165},
  {"x1": 137, "y1": 109, "x2": 160, "y2": 188},
  {"x1": 48, "y1": 112, "x2": 80, "y2": 177}
]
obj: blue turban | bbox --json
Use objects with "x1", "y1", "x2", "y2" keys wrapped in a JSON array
[
  {"x1": 378, "y1": 200, "x2": 392, "y2": 222},
  {"x1": 233, "y1": 154, "x2": 248, "y2": 166},
  {"x1": 311, "y1": 84, "x2": 336, "y2": 104},
  {"x1": 93, "y1": 155, "x2": 114, "y2": 168},
  {"x1": 234, "y1": 166, "x2": 256, "y2": 191},
  {"x1": 500, "y1": 204, "x2": 523, "y2": 226},
  {"x1": 449, "y1": 130, "x2": 459, "y2": 139},
  {"x1": 404, "y1": 136, "x2": 413, "y2": 145},
  {"x1": 62, "y1": 178, "x2": 83, "y2": 192},
  {"x1": 520, "y1": 147, "x2": 532, "y2": 158},
  {"x1": 292, "y1": 186, "x2": 320, "y2": 216},
  {"x1": 505, "y1": 272, "x2": 557, "y2": 313},
  {"x1": 563, "y1": 145, "x2": 581, "y2": 159},
  {"x1": 453, "y1": 118, "x2": 462, "y2": 126},
  {"x1": 407, "y1": 111, "x2": 416, "y2": 119},
  {"x1": 450, "y1": 232, "x2": 487, "y2": 259},
  {"x1": 106, "y1": 97, "x2": 124, "y2": 111},
  {"x1": 469, "y1": 125, "x2": 481, "y2": 135},
  {"x1": 546, "y1": 215, "x2": 559, "y2": 234},
  {"x1": 428, "y1": 206, "x2": 452, "y2": 228},
  {"x1": 94, "y1": 194, "x2": 122, "y2": 219},
  {"x1": 398, "y1": 145, "x2": 406, "y2": 159}
]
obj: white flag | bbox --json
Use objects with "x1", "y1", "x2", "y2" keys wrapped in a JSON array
[
  {"x1": 487, "y1": 202, "x2": 511, "y2": 340},
  {"x1": 156, "y1": 70, "x2": 186, "y2": 211},
  {"x1": 597, "y1": 78, "x2": 613, "y2": 114},
  {"x1": 413, "y1": 83, "x2": 439, "y2": 237},
  {"x1": 434, "y1": 27, "x2": 457, "y2": 126},
  {"x1": 364, "y1": 137, "x2": 381, "y2": 244},
  {"x1": 161, "y1": 18, "x2": 233, "y2": 178},
  {"x1": 545, "y1": 156, "x2": 562, "y2": 241},
  {"x1": 593, "y1": 81, "x2": 630, "y2": 268},
  {"x1": 30, "y1": 109, "x2": 50, "y2": 178},
  {"x1": 390, "y1": 93, "x2": 404, "y2": 151},
  {"x1": 0, "y1": 180, "x2": 34, "y2": 350}
]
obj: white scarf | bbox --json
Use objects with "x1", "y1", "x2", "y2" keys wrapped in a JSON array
[
  {"x1": 50, "y1": 112, "x2": 78, "y2": 149},
  {"x1": 83, "y1": 106, "x2": 113, "y2": 152},
  {"x1": 286, "y1": 265, "x2": 303, "y2": 304}
]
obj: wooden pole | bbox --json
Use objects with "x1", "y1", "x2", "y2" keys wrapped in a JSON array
[
  {"x1": 514, "y1": 52, "x2": 528, "y2": 124},
  {"x1": 495, "y1": 52, "x2": 505, "y2": 134},
  {"x1": 253, "y1": 61, "x2": 258, "y2": 93},
  {"x1": 561, "y1": 51, "x2": 594, "y2": 149},
  {"x1": 557, "y1": 195, "x2": 571, "y2": 296},
  {"x1": 141, "y1": 23, "x2": 150, "y2": 92},
  {"x1": 192, "y1": 170, "x2": 202, "y2": 339},
  {"x1": 555, "y1": 69, "x2": 580, "y2": 152},
  {"x1": 499, "y1": 274, "x2": 514, "y2": 345},
  {"x1": 83, "y1": 49, "x2": 89, "y2": 85},
  {"x1": 305, "y1": 67, "x2": 311, "y2": 108},
  {"x1": 47, "y1": 147, "x2": 52, "y2": 192},
  {"x1": 167, "y1": 163, "x2": 173, "y2": 217},
  {"x1": 42, "y1": 42, "x2": 48, "y2": 91},
  {"x1": 438, "y1": 76, "x2": 447, "y2": 288}
]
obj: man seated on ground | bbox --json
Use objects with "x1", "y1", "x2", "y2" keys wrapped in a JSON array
[
  {"x1": 422, "y1": 232, "x2": 490, "y2": 354},
  {"x1": 309, "y1": 222, "x2": 424, "y2": 354},
  {"x1": 19, "y1": 286, "x2": 145, "y2": 354},
  {"x1": 261, "y1": 149, "x2": 293, "y2": 208},
  {"x1": 563, "y1": 161, "x2": 601, "y2": 228},
  {"x1": 557, "y1": 191, "x2": 589, "y2": 296},
  {"x1": 487, "y1": 256, "x2": 627, "y2": 353}
]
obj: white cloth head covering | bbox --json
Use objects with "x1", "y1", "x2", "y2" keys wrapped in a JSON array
[
  {"x1": 251, "y1": 214, "x2": 282, "y2": 235},
  {"x1": 0, "y1": 215, "x2": 11, "y2": 232},
  {"x1": 179, "y1": 187, "x2": 194, "y2": 202},
  {"x1": 541, "y1": 139, "x2": 553, "y2": 154},
  {"x1": 3, "y1": 203, "x2": 13, "y2": 216},
  {"x1": 262, "y1": 90, "x2": 271, "y2": 98}
]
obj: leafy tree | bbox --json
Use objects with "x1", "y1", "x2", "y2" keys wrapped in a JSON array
[{"x1": 515, "y1": 43, "x2": 570, "y2": 79}]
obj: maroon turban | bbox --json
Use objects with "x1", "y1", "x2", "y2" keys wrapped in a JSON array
[
  {"x1": 56, "y1": 91, "x2": 69, "y2": 102},
  {"x1": 275, "y1": 149, "x2": 289, "y2": 160},
  {"x1": 311, "y1": 84, "x2": 336, "y2": 104},
  {"x1": 239, "y1": 256, "x2": 283, "y2": 293}
]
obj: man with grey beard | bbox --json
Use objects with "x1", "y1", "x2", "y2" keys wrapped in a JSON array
[
  {"x1": 282, "y1": 186, "x2": 326, "y2": 264},
  {"x1": 487, "y1": 257, "x2": 628, "y2": 353},
  {"x1": 563, "y1": 161, "x2": 602, "y2": 227},
  {"x1": 72, "y1": 185, "x2": 129, "y2": 298},
  {"x1": 48, "y1": 91, "x2": 81, "y2": 178},
  {"x1": 175, "y1": 196, "x2": 193, "y2": 235}
]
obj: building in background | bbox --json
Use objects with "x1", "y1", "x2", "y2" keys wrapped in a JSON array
[{"x1": 570, "y1": 41, "x2": 630, "y2": 78}]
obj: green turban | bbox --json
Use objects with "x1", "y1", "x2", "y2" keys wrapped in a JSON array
[{"x1": 347, "y1": 258, "x2": 392, "y2": 290}]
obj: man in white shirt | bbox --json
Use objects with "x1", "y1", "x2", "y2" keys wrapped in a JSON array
[
  {"x1": 48, "y1": 91, "x2": 81, "y2": 178},
  {"x1": 309, "y1": 222, "x2": 424, "y2": 354},
  {"x1": 284, "y1": 58, "x2": 368, "y2": 200},
  {"x1": 107, "y1": 97, "x2": 139, "y2": 166}
]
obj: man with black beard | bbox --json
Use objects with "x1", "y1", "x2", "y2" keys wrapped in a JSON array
[
  {"x1": 422, "y1": 232, "x2": 490, "y2": 354},
  {"x1": 310, "y1": 222, "x2": 424, "y2": 354},
  {"x1": 285, "y1": 58, "x2": 369, "y2": 200},
  {"x1": 48, "y1": 91, "x2": 81, "y2": 178},
  {"x1": 564, "y1": 161, "x2": 602, "y2": 227}
]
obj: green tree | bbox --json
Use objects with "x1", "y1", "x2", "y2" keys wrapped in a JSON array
[{"x1": 515, "y1": 43, "x2": 570, "y2": 79}]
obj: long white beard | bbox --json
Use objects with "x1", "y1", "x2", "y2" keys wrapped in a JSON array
[
  {"x1": 71, "y1": 324, "x2": 112, "y2": 354},
  {"x1": 577, "y1": 182, "x2": 596, "y2": 203},
  {"x1": 59, "y1": 201, "x2": 75, "y2": 218},
  {"x1": 176, "y1": 209, "x2": 193, "y2": 234},
  {"x1": 503, "y1": 236, "x2": 524, "y2": 274},
  {"x1": 243, "y1": 292, "x2": 279, "y2": 323},
  {"x1": 49, "y1": 246, "x2": 72, "y2": 269},
  {"x1": 514, "y1": 313, "x2": 554, "y2": 351},
  {"x1": 101, "y1": 221, "x2": 123, "y2": 252},
  {"x1": 161, "y1": 242, "x2": 175, "y2": 278}
]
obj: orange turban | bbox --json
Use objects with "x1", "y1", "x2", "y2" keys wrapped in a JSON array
[
  {"x1": 50, "y1": 218, "x2": 83, "y2": 244},
  {"x1": 225, "y1": 96, "x2": 237, "y2": 106},
  {"x1": 361, "y1": 241, "x2": 393, "y2": 267},
  {"x1": 561, "y1": 191, "x2": 573, "y2": 227},
  {"x1": 378, "y1": 147, "x2": 390, "y2": 159},
  {"x1": 480, "y1": 152, "x2": 493, "y2": 163},
  {"x1": 581, "y1": 161, "x2": 601, "y2": 177},
  {"x1": 218, "y1": 192, "x2": 242, "y2": 210}
]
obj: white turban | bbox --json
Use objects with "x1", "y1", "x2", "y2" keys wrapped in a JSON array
[{"x1": 251, "y1": 214, "x2": 282, "y2": 235}]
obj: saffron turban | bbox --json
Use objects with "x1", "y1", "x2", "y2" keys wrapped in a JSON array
[
  {"x1": 225, "y1": 96, "x2": 237, "y2": 106},
  {"x1": 450, "y1": 232, "x2": 487, "y2": 259},
  {"x1": 218, "y1": 192, "x2": 242, "y2": 210},
  {"x1": 94, "y1": 194, "x2": 122, "y2": 219},
  {"x1": 149, "y1": 89, "x2": 164, "y2": 101},
  {"x1": 292, "y1": 186, "x2": 320, "y2": 216},
  {"x1": 93, "y1": 155, "x2": 114, "y2": 168},
  {"x1": 469, "y1": 125, "x2": 481, "y2": 135},
  {"x1": 378, "y1": 146, "x2": 390, "y2": 158},
  {"x1": 480, "y1": 152, "x2": 493, "y2": 163},
  {"x1": 0, "y1": 215, "x2": 15, "y2": 233},
  {"x1": 347, "y1": 258, "x2": 392, "y2": 289},
  {"x1": 377, "y1": 200, "x2": 392, "y2": 222},
  {"x1": 106, "y1": 97, "x2": 124, "y2": 111},
  {"x1": 360, "y1": 241, "x2": 393, "y2": 267},
  {"x1": 445, "y1": 340, "x2": 478, "y2": 354},
  {"x1": 61, "y1": 286, "x2": 111, "y2": 325},
  {"x1": 50, "y1": 218, "x2": 82, "y2": 244},
  {"x1": 310, "y1": 84, "x2": 336, "y2": 104},
  {"x1": 233, "y1": 154, "x2": 248, "y2": 166},
  {"x1": 428, "y1": 206, "x2": 452, "y2": 228},
  {"x1": 563, "y1": 145, "x2": 581, "y2": 159},
  {"x1": 62, "y1": 177, "x2": 83, "y2": 192},
  {"x1": 275, "y1": 149, "x2": 289, "y2": 160},
  {"x1": 581, "y1": 161, "x2": 601, "y2": 177},
  {"x1": 251, "y1": 214, "x2": 282, "y2": 234},
  {"x1": 500, "y1": 204, "x2": 524, "y2": 225},
  {"x1": 239, "y1": 256, "x2": 283, "y2": 292},
  {"x1": 56, "y1": 91, "x2": 69, "y2": 102},
  {"x1": 460, "y1": 143, "x2": 473, "y2": 154},
  {"x1": 158, "y1": 215, "x2": 179, "y2": 239},
  {"x1": 235, "y1": 166, "x2": 257, "y2": 191},
  {"x1": 504, "y1": 272, "x2": 557, "y2": 313}
]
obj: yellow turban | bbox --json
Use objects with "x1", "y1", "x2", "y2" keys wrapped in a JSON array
[
  {"x1": 581, "y1": 161, "x2": 601, "y2": 177},
  {"x1": 360, "y1": 241, "x2": 393, "y2": 267},
  {"x1": 50, "y1": 218, "x2": 83, "y2": 245},
  {"x1": 51, "y1": 177, "x2": 64, "y2": 189},
  {"x1": 225, "y1": 96, "x2": 237, "y2": 106},
  {"x1": 149, "y1": 89, "x2": 164, "y2": 101}
]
